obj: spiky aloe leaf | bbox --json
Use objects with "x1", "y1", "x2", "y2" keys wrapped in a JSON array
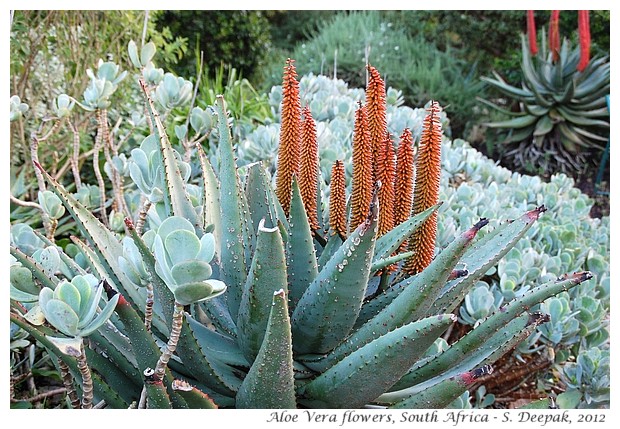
[
  {"x1": 215, "y1": 96, "x2": 250, "y2": 320},
  {"x1": 431, "y1": 206, "x2": 546, "y2": 316},
  {"x1": 139, "y1": 79, "x2": 197, "y2": 229},
  {"x1": 172, "y1": 379, "x2": 218, "y2": 409},
  {"x1": 372, "y1": 203, "x2": 441, "y2": 264},
  {"x1": 237, "y1": 219, "x2": 288, "y2": 363},
  {"x1": 399, "y1": 272, "x2": 591, "y2": 390},
  {"x1": 317, "y1": 233, "x2": 343, "y2": 269},
  {"x1": 244, "y1": 161, "x2": 288, "y2": 232},
  {"x1": 144, "y1": 372, "x2": 172, "y2": 409},
  {"x1": 292, "y1": 191, "x2": 378, "y2": 355},
  {"x1": 390, "y1": 365, "x2": 494, "y2": 409},
  {"x1": 185, "y1": 313, "x2": 248, "y2": 368},
  {"x1": 197, "y1": 145, "x2": 222, "y2": 253},
  {"x1": 388, "y1": 311, "x2": 547, "y2": 394},
  {"x1": 83, "y1": 348, "x2": 142, "y2": 403},
  {"x1": 175, "y1": 317, "x2": 241, "y2": 396},
  {"x1": 299, "y1": 314, "x2": 456, "y2": 409},
  {"x1": 32, "y1": 162, "x2": 142, "y2": 309},
  {"x1": 308, "y1": 218, "x2": 486, "y2": 370},
  {"x1": 236, "y1": 289, "x2": 296, "y2": 409},
  {"x1": 10, "y1": 246, "x2": 59, "y2": 290},
  {"x1": 286, "y1": 178, "x2": 318, "y2": 308}
]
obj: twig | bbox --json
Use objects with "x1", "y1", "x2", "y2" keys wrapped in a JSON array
[
  {"x1": 67, "y1": 119, "x2": 82, "y2": 190},
  {"x1": 58, "y1": 359, "x2": 81, "y2": 409},
  {"x1": 10, "y1": 194, "x2": 42, "y2": 210},
  {"x1": 11, "y1": 387, "x2": 67, "y2": 403}
]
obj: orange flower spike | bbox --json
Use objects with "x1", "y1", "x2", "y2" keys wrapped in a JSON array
[
  {"x1": 526, "y1": 10, "x2": 538, "y2": 56},
  {"x1": 349, "y1": 102, "x2": 373, "y2": 232},
  {"x1": 376, "y1": 132, "x2": 396, "y2": 237},
  {"x1": 329, "y1": 160, "x2": 347, "y2": 239},
  {"x1": 577, "y1": 10, "x2": 591, "y2": 72},
  {"x1": 365, "y1": 65, "x2": 388, "y2": 180},
  {"x1": 299, "y1": 106, "x2": 320, "y2": 231},
  {"x1": 394, "y1": 128, "x2": 415, "y2": 251},
  {"x1": 275, "y1": 58, "x2": 302, "y2": 216},
  {"x1": 404, "y1": 101, "x2": 443, "y2": 275}
]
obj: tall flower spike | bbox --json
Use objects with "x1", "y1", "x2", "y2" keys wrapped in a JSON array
[
  {"x1": 299, "y1": 106, "x2": 320, "y2": 231},
  {"x1": 404, "y1": 101, "x2": 443, "y2": 275},
  {"x1": 577, "y1": 10, "x2": 591, "y2": 72},
  {"x1": 394, "y1": 128, "x2": 415, "y2": 252},
  {"x1": 549, "y1": 10, "x2": 561, "y2": 63},
  {"x1": 349, "y1": 103, "x2": 373, "y2": 232},
  {"x1": 365, "y1": 65, "x2": 388, "y2": 181},
  {"x1": 329, "y1": 160, "x2": 347, "y2": 239},
  {"x1": 275, "y1": 58, "x2": 302, "y2": 216},
  {"x1": 526, "y1": 10, "x2": 538, "y2": 56},
  {"x1": 376, "y1": 132, "x2": 395, "y2": 237}
]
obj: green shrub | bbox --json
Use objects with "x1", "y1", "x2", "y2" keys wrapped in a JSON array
[{"x1": 261, "y1": 11, "x2": 482, "y2": 138}]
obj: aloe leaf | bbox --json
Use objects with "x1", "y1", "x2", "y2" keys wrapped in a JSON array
[
  {"x1": 197, "y1": 145, "x2": 222, "y2": 245},
  {"x1": 557, "y1": 122, "x2": 590, "y2": 148},
  {"x1": 33, "y1": 162, "x2": 142, "y2": 308},
  {"x1": 317, "y1": 233, "x2": 343, "y2": 269},
  {"x1": 140, "y1": 81, "x2": 198, "y2": 229},
  {"x1": 371, "y1": 250, "x2": 415, "y2": 273},
  {"x1": 175, "y1": 316, "x2": 240, "y2": 396},
  {"x1": 431, "y1": 206, "x2": 546, "y2": 316},
  {"x1": 10, "y1": 246, "x2": 59, "y2": 290},
  {"x1": 476, "y1": 96, "x2": 525, "y2": 117},
  {"x1": 199, "y1": 297, "x2": 237, "y2": 338},
  {"x1": 401, "y1": 272, "x2": 592, "y2": 390},
  {"x1": 354, "y1": 277, "x2": 410, "y2": 329},
  {"x1": 185, "y1": 313, "x2": 248, "y2": 368},
  {"x1": 557, "y1": 106, "x2": 610, "y2": 127},
  {"x1": 83, "y1": 348, "x2": 142, "y2": 403},
  {"x1": 520, "y1": 35, "x2": 552, "y2": 93},
  {"x1": 236, "y1": 289, "x2": 296, "y2": 409},
  {"x1": 480, "y1": 73, "x2": 533, "y2": 98},
  {"x1": 237, "y1": 219, "x2": 288, "y2": 363},
  {"x1": 572, "y1": 125, "x2": 609, "y2": 142},
  {"x1": 244, "y1": 161, "x2": 288, "y2": 232},
  {"x1": 484, "y1": 114, "x2": 538, "y2": 129},
  {"x1": 215, "y1": 96, "x2": 249, "y2": 320},
  {"x1": 312, "y1": 218, "x2": 486, "y2": 370},
  {"x1": 372, "y1": 203, "x2": 440, "y2": 264},
  {"x1": 552, "y1": 78, "x2": 575, "y2": 104},
  {"x1": 145, "y1": 378, "x2": 172, "y2": 409},
  {"x1": 533, "y1": 115, "x2": 554, "y2": 136},
  {"x1": 503, "y1": 125, "x2": 536, "y2": 143},
  {"x1": 286, "y1": 178, "x2": 318, "y2": 309},
  {"x1": 389, "y1": 365, "x2": 493, "y2": 408},
  {"x1": 388, "y1": 311, "x2": 538, "y2": 394},
  {"x1": 299, "y1": 314, "x2": 456, "y2": 409},
  {"x1": 292, "y1": 192, "x2": 378, "y2": 355},
  {"x1": 172, "y1": 380, "x2": 219, "y2": 408}
]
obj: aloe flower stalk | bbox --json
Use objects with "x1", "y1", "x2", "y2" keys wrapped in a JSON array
[
  {"x1": 350, "y1": 103, "x2": 373, "y2": 232},
  {"x1": 404, "y1": 101, "x2": 443, "y2": 275},
  {"x1": 577, "y1": 10, "x2": 591, "y2": 72},
  {"x1": 527, "y1": 10, "x2": 538, "y2": 55},
  {"x1": 376, "y1": 132, "x2": 396, "y2": 237},
  {"x1": 365, "y1": 65, "x2": 388, "y2": 181},
  {"x1": 299, "y1": 106, "x2": 320, "y2": 231},
  {"x1": 275, "y1": 59, "x2": 302, "y2": 216},
  {"x1": 329, "y1": 160, "x2": 347, "y2": 239},
  {"x1": 393, "y1": 128, "x2": 415, "y2": 252},
  {"x1": 549, "y1": 10, "x2": 561, "y2": 62}
]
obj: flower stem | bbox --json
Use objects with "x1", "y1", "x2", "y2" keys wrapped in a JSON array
[{"x1": 75, "y1": 342, "x2": 94, "y2": 409}]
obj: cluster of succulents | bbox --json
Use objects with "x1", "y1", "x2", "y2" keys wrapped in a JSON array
[{"x1": 9, "y1": 37, "x2": 608, "y2": 411}]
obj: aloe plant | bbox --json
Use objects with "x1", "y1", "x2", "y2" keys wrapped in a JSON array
[
  {"x1": 9, "y1": 46, "x2": 596, "y2": 409},
  {"x1": 480, "y1": 14, "x2": 609, "y2": 174}
]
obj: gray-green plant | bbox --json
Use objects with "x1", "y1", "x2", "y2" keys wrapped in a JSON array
[
  {"x1": 479, "y1": 30, "x2": 610, "y2": 175},
  {"x1": 9, "y1": 40, "x2": 607, "y2": 410}
]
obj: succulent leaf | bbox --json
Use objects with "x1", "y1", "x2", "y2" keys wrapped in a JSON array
[{"x1": 236, "y1": 289, "x2": 296, "y2": 409}]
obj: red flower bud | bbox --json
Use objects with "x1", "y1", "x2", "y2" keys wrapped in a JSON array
[
  {"x1": 527, "y1": 10, "x2": 538, "y2": 55},
  {"x1": 577, "y1": 10, "x2": 591, "y2": 72},
  {"x1": 549, "y1": 10, "x2": 561, "y2": 62}
]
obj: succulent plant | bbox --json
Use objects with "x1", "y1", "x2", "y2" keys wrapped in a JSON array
[
  {"x1": 10, "y1": 95, "x2": 29, "y2": 122},
  {"x1": 9, "y1": 55, "x2": 598, "y2": 410},
  {"x1": 480, "y1": 14, "x2": 609, "y2": 174}
]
